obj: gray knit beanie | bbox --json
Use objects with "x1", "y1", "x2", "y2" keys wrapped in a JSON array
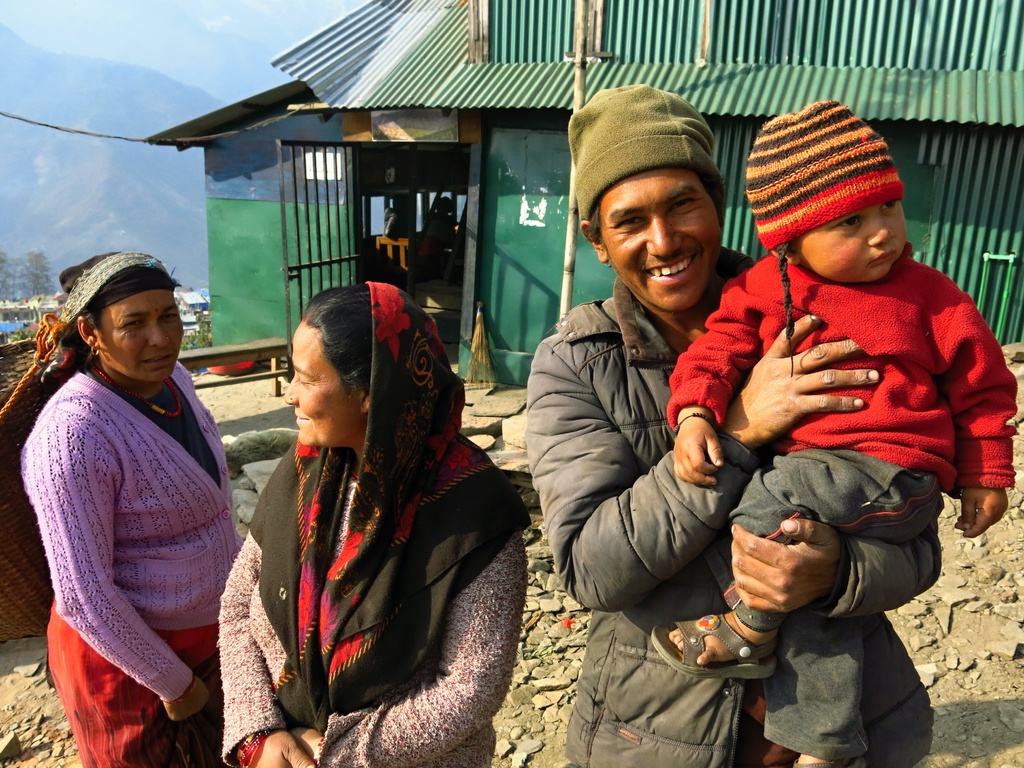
[{"x1": 569, "y1": 84, "x2": 724, "y2": 224}]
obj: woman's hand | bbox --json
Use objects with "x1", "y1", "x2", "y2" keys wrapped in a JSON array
[
  {"x1": 290, "y1": 728, "x2": 323, "y2": 762},
  {"x1": 721, "y1": 314, "x2": 879, "y2": 450},
  {"x1": 162, "y1": 675, "x2": 209, "y2": 721},
  {"x1": 730, "y1": 519, "x2": 840, "y2": 613},
  {"x1": 252, "y1": 730, "x2": 317, "y2": 768}
]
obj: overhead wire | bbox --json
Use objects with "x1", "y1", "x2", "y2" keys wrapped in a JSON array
[{"x1": 0, "y1": 108, "x2": 298, "y2": 144}]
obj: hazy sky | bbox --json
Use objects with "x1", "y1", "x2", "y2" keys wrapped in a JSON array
[{"x1": 1, "y1": 0, "x2": 364, "y2": 102}]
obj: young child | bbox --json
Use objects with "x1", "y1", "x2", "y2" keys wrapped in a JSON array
[{"x1": 651, "y1": 101, "x2": 1018, "y2": 767}]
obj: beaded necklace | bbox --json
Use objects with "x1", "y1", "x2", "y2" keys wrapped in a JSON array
[{"x1": 91, "y1": 365, "x2": 182, "y2": 418}]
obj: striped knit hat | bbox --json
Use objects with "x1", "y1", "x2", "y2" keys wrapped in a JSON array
[{"x1": 745, "y1": 101, "x2": 904, "y2": 251}]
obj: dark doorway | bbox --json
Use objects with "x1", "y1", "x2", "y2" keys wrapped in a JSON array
[{"x1": 357, "y1": 143, "x2": 471, "y2": 350}]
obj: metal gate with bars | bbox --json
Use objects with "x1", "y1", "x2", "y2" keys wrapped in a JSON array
[{"x1": 278, "y1": 140, "x2": 361, "y2": 347}]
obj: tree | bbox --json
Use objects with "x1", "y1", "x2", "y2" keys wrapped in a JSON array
[
  {"x1": 0, "y1": 249, "x2": 13, "y2": 300},
  {"x1": 22, "y1": 250, "x2": 54, "y2": 298}
]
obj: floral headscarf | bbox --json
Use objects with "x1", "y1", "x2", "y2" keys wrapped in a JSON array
[{"x1": 250, "y1": 283, "x2": 528, "y2": 729}]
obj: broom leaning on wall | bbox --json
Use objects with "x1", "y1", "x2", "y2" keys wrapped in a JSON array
[{"x1": 464, "y1": 301, "x2": 495, "y2": 385}]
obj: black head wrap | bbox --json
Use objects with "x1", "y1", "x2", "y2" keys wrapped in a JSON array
[{"x1": 40, "y1": 252, "x2": 177, "y2": 384}]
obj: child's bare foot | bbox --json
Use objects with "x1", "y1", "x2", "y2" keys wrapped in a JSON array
[{"x1": 668, "y1": 610, "x2": 777, "y2": 666}]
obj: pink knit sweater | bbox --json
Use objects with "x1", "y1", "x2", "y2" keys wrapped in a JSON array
[
  {"x1": 22, "y1": 365, "x2": 241, "y2": 701},
  {"x1": 220, "y1": 529, "x2": 527, "y2": 767}
]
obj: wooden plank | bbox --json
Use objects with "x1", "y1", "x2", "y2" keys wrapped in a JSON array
[
  {"x1": 180, "y1": 337, "x2": 289, "y2": 396},
  {"x1": 192, "y1": 369, "x2": 288, "y2": 390},
  {"x1": 178, "y1": 337, "x2": 287, "y2": 371}
]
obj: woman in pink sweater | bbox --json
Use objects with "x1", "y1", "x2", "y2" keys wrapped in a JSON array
[
  {"x1": 219, "y1": 283, "x2": 529, "y2": 768},
  {"x1": 21, "y1": 252, "x2": 241, "y2": 767}
]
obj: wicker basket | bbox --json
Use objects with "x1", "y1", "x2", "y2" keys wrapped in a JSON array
[{"x1": 0, "y1": 339, "x2": 53, "y2": 640}]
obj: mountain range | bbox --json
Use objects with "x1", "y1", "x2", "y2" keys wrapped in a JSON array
[{"x1": 0, "y1": 1, "x2": 356, "y2": 291}]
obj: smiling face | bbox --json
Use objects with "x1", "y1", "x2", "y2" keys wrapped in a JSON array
[
  {"x1": 786, "y1": 199, "x2": 907, "y2": 283},
  {"x1": 78, "y1": 289, "x2": 182, "y2": 398},
  {"x1": 286, "y1": 321, "x2": 369, "y2": 458},
  {"x1": 582, "y1": 167, "x2": 723, "y2": 349}
]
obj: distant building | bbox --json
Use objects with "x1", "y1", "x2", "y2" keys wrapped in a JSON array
[{"x1": 175, "y1": 290, "x2": 210, "y2": 314}]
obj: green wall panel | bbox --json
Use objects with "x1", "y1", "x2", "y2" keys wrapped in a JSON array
[
  {"x1": 477, "y1": 126, "x2": 616, "y2": 385},
  {"x1": 207, "y1": 198, "x2": 288, "y2": 346}
]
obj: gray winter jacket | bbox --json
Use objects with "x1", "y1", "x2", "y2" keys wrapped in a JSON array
[{"x1": 526, "y1": 251, "x2": 938, "y2": 768}]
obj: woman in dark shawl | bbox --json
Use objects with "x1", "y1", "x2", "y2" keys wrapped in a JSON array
[{"x1": 219, "y1": 282, "x2": 529, "y2": 768}]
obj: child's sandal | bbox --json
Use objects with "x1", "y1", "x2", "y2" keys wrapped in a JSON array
[{"x1": 650, "y1": 614, "x2": 777, "y2": 679}]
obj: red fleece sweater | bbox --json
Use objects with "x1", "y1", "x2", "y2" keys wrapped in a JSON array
[{"x1": 667, "y1": 250, "x2": 1017, "y2": 491}]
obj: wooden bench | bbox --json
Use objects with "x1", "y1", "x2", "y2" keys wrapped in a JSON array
[
  {"x1": 376, "y1": 236, "x2": 409, "y2": 270},
  {"x1": 178, "y1": 337, "x2": 289, "y2": 396}
]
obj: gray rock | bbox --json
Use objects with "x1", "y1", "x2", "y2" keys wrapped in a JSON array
[
  {"x1": 909, "y1": 634, "x2": 937, "y2": 651},
  {"x1": 998, "y1": 702, "x2": 1024, "y2": 733},
  {"x1": 12, "y1": 662, "x2": 42, "y2": 678},
  {"x1": 241, "y1": 457, "x2": 283, "y2": 495},
  {"x1": 533, "y1": 675, "x2": 573, "y2": 692},
  {"x1": 915, "y1": 662, "x2": 946, "y2": 687},
  {"x1": 993, "y1": 602, "x2": 1024, "y2": 623},
  {"x1": 468, "y1": 388, "x2": 527, "y2": 418},
  {"x1": 468, "y1": 434, "x2": 497, "y2": 451},
  {"x1": 233, "y1": 487, "x2": 260, "y2": 525},
  {"x1": 224, "y1": 428, "x2": 296, "y2": 475},
  {"x1": 0, "y1": 733, "x2": 20, "y2": 760},
  {"x1": 495, "y1": 739, "x2": 515, "y2": 758},
  {"x1": 929, "y1": 584, "x2": 977, "y2": 607},
  {"x1": 502, "y1": 412, "x2": 529, "y2": 450},
  {"x1": 461, "y1": 413, "x2": 504, "y2": 437},
  {"x1": 516, "y1": 738, "x2": 545, "y2": 755},
  {"x1": 988, "y1": 640, "x2": 1021, "y2": 659},
  {"x1": 999, "y1": 620, "x2": 1024, "y2": 644}
]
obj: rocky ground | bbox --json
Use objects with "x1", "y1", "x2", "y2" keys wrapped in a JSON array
[{"x1": 2, "y1": 350, "x2": 1023, "y2": 767}]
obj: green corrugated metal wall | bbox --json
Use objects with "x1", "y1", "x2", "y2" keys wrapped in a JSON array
[
  {"x1": 490, "y1": 0, "x2": 573, "y2": 63},
  {"x1": 586, "y1": 0, "x2": 1023, "y2": 69},
  {"x1": 477, "y1": 111, "x2": 1023, "y2": 386},
  {"x1": 917, "y1": 123, "x2": 1024, "y2": 344},
  {"x1": 707, "y1": 114, "x2": 1023, "y2": 344}
]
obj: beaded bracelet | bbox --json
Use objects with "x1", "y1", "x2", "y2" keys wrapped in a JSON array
[
  {"x1": 679, "y1": 412, "x2": 716, "y2": 429},
  {"x1": 237, "y1": 729, "x2": 272, "y2": 768}
]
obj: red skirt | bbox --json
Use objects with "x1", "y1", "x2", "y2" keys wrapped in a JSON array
[{"x1": 47, "y1": 606, "x2": 227, "y2": 768}]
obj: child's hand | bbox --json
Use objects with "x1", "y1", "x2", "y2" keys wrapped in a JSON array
[
  {"x1": 956, "y1": 487, "x2": 1008, "y2": 538},
  {"x1": 673, "y1": 409, "x2": 723, "y2": 486}
]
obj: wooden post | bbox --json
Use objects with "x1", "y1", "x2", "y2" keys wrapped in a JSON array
[{"x1": 559, "y1": 0, "x2": 590, "y2": 319}]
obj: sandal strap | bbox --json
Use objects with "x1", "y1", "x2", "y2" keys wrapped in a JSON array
[{"x1": 677, "y1": 614, "x2": 775, "y2": 662}]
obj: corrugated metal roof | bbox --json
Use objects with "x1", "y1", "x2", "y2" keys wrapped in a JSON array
[
  {"x1": 289, "y1": 2, "x2": 1023, "y2": 128},
  {"x1": 358, "y1": 55, "x2": 1024, "y2": 128},
  {"x1": 271, "y1": 0, "x2": 453, "y2": 108},
  {"x1": 147, "y1": 81, "x2": 312, "y2": 144}
]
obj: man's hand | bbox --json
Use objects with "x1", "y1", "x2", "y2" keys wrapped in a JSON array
[
  {"x1": 722, "y1": 314, "x2": 879, "y2": 450},
  {"x1": 731, "y1": 518, "x2": 840, "y2": 613}
]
